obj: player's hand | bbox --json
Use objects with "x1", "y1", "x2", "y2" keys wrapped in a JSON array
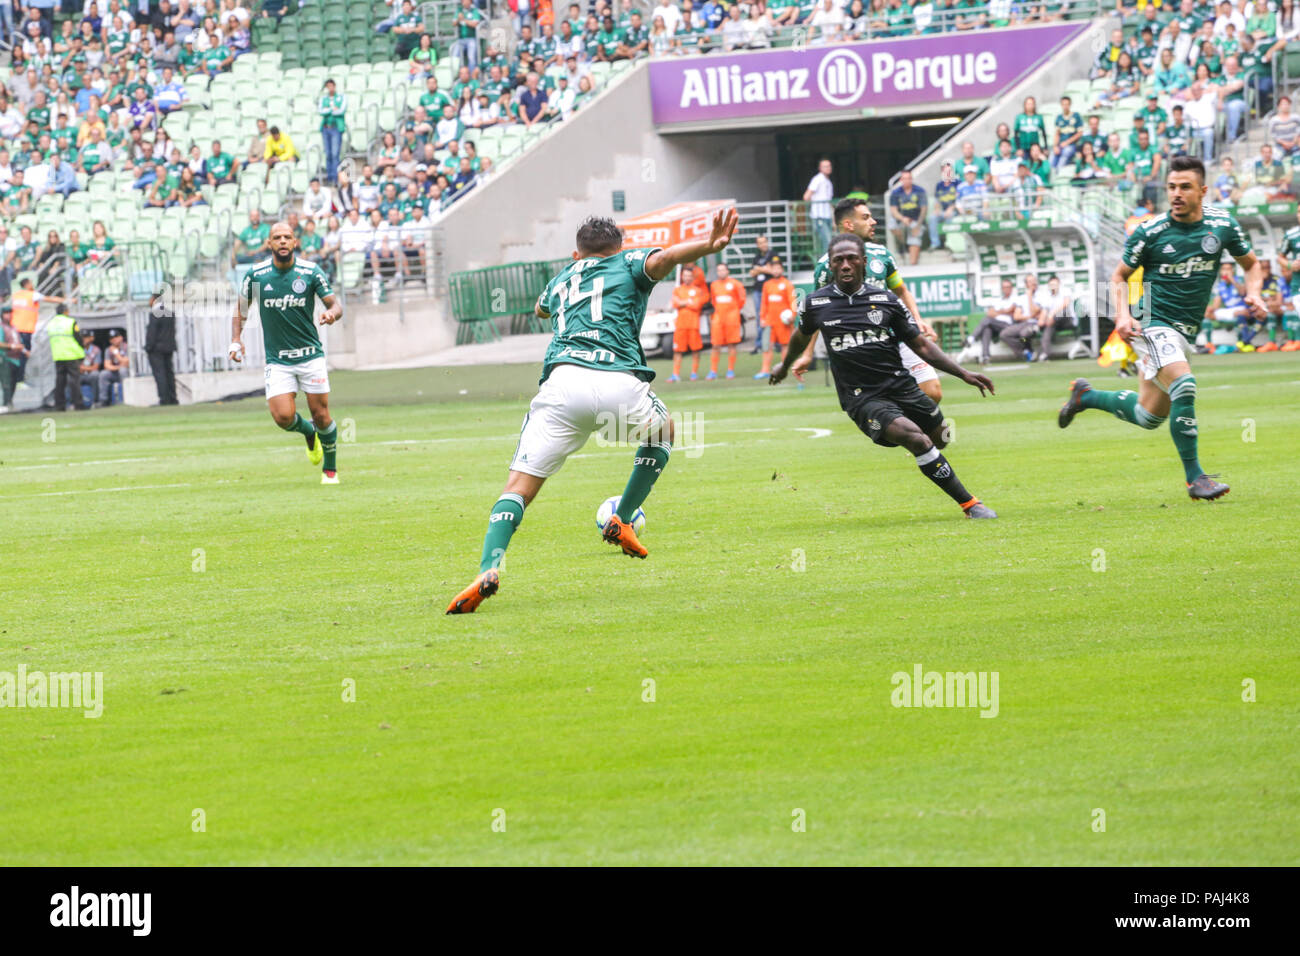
[
  {"x1": 707, "y1": 208, "x2": 739, "y2": 254},
  {"x1": 919, "y1": 319, "x2": 938, "y2": 342},
  {"x1": 790, "y1": 353, "x2": 811, "y2": 382},
  {"x1": 318, "y1": 309, "x2": 341, "y2": 326},
  {"x1": 228, "y1": 340, "x2": 243, "y2": 363},
  {"x1": 1114, "y1": 314, "x2": 1139, "y2": 343},
  {"x1": 963, "y1": 370, "x2": 994, "y2": 396},
  {"x1": 769, "y1": 363, "x2": 789, "y2": 385},
  {"x1": 1244, "y1": 294, "x2": 1268, "y2": 320}
]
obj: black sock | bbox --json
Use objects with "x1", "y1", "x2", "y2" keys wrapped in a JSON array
[{"x1": 915, "y1": 448, "x2": 975, "y2": 506}]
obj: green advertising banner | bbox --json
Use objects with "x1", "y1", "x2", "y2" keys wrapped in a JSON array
[{"x1": 909, "y1": 272, "x2": 973, "y2": 319}]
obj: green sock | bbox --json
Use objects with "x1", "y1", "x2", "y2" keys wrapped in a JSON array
[
  {"x1": 1200, "y1": 318, "x2": 1214, "y2": 341},
  {"x1": 479, "y1": 494, "x2": 524, "y2": 573},
  {"x1": 282, "y1": 412, "x2": 316, "y2": 439},
  {"x1": 617, "y1": 443, "x2": 671, "y2": 522},
  {"x1": 1079, "y1": 387, "x2": 1142, "y2": 425},
  {"x1": 317, "y1": 421, "x2": 338, "y2": 472},
  {"x1": 1168, "y1": 374, "x2": 1203, "y2": 482},
  {"x1": 1266, "y1": 318, "x2": 1278, "y2": 343}
]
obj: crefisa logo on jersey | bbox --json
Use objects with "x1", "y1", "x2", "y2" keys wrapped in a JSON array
[
  {"x1": 292, "y1": 278, "x2": 308, "y2": 294},
  {"x1": 1201, "y1": 234, "x2": 1221, "y2": 254}
]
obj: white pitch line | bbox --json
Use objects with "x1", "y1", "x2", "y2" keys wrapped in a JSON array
[
  {"x1": 0, "y1": 482, "x2": 193, "y2": 500},
  {"x1": 4, "y1": 456, "x2": 157, "y2": 472}
]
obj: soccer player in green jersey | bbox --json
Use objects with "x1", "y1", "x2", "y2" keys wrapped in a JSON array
[
  {"x1": 792, "y1": 197, "x2": 944, "y2": 402},
  {"x1": 446, "y1": 209, "x2": 739, "y2": 614},
  {"x1": 1058, "y1": 156, "x2": 1265, "y2": 500},
  {"x1": 1275, "y1": 207, "x2": 1300, "y2": 348},
  {"x1": 229, "y1": 222, "x2": 345, "y2": 484}
]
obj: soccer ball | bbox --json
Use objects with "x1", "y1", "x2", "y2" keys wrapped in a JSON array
[
  {"x1": 779, "y1": 308, "x2": 795, "y2": 326},
  {"x1": 596, "y1": 496, "x2": 646, "y2": 535}
]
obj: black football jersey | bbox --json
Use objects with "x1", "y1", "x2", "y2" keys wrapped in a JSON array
[{"x1": 798, "y1": 283, "x2": 923, "y2": 408}]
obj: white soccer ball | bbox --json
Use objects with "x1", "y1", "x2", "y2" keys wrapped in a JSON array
[
  {"x1": 779, "y1": 308, "x2": 795, "y2": 326},
  {"x1": 596, "y1": 496, "x2": 646, "y2": 535}
]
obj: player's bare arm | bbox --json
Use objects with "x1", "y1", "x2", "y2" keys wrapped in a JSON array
[
  {"x1": 769, "y1": 327, "x2": 813, "y2": 385},
  {"x1": 643, "y1": 208, "x2": 738, "y2": 281},
  {"x1": 896, "y1": 281, "x2": 937, "y2": 340},
  {"x1": 1235, "y1": 252, "x2": 1267, "y2": 318},
  {"x1": 318, "y1": 292, "x2": 343, "y2": 326},
  {"x1": 907, "y1": 334, "x2": 994, "y2": 396},
  {"x1": 229, "y1": 302, "x2": 247, "y2": 362},
  {"x1": 1111, "y1": 261, "x2": 1138, "y2": 341},
  {"x1": 790, "y1": 330, "x2": 819, "y2": 379}
]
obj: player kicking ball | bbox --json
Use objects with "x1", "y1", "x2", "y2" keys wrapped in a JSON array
[
  {"x1": 446, "y1": 209, "x2": 739, "y2": 614},
  {"x1": 769, "y1": 233, "x2": 998, "y2": 519},
  {"x1": 1057, "y1": 155, "x2": 1264, "y2": 500},
  {"x1": 230, "y1": 221, "x2": 344, "y2": 484}
]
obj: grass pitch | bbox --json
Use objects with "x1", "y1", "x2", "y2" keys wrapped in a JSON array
[{"x1": 2, "y1": 352, "x2": 1297, "y2": 865}]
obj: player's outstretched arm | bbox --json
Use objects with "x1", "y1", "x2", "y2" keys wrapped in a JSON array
[
  {"x1": 644, "y1": 208, "x2": 739, "y2": 281},
  {"x1": 318, "y1": 292, "x2": 343, "y2": 326},
  {"x1": 1235, "y1": 252, "x2": 1267, "y2": 318},
  {"x1": 907, "y1": 334, "x2": 994, "y2": 396},
  {"x1": 770, "y1": 327, "x2": 813, "y2": 385},
  {"x1": 790, "y1": 329, "x2": 820, "y2": 380}
]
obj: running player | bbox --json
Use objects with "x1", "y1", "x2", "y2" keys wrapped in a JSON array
[
  {"x1": 770, "y1": 233, "x2": 998, "y2": 519},
  {"x1": 668, "y1": 264, "x2": 709, "y2": 382},
  {"x1": 230, "y1": 221, "x2": 344, "y2": 483},
  {"x1": 755, "y1": 259, "x2": 797, "y2": 379},
  {"x1": 1058, "y1": 155, "x2": 1264, "y2": 500},
  {"x1": 707, "y1": 262, "x2": 745, "y2": 379},
  {"x1": 792, "y1": 197, "x2": 943, "y2": 401},
  {"x1": 1274, "y1": 206, "x2": 1300, "y2": 349},
  {"x1": 446, "y1": 209, "x2": 739, "y2": 614}
]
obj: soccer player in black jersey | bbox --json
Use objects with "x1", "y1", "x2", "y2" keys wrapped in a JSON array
[{"x1": 770, "y1": 233, "x2": 999, "y2": 519}]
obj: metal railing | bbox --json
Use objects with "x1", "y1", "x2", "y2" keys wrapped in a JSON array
[{"x1": 447, "y1": 255, "x2": 569, "y2": 341}]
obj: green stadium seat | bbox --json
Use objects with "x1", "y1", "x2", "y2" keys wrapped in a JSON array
[
  {"x1": 113, "y1": 197, "x2": 137, "y2": 221},
  {"x1": 283, "y1": 66, "x2": 308, "y2": 84}
]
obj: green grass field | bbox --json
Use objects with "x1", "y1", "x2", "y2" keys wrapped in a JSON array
[{"x1": 2, "y1": 351, "x2": 1297, "y2": 865}]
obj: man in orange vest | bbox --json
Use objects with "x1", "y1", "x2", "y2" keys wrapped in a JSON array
[
  {"x1": 707, "y1": 262, "x2": 745, "y2": 380},
  {"x1": 9, "y1": 277, "x2": 67, "y2": 384},
  {"x1": 756, "y1": 259, "x2": 797, "y2": 379},
  {"x1": 669, "y1": 264, "x2": 709, "y2": 382}
]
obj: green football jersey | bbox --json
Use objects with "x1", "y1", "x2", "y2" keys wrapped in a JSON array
[
  {"x1": 240, "y1": 257, "x2": 335, "y2": 365},
  {"x1": 813, "y1": 241, "x2": 902, "y2": 292},
  {"x1": 1280, "y1": 225, "x2": 1300, "y2": 260},
  {"x1": 1122, "y1": 207, "x2": 1252, "y2": 340},
  {"x1": 535, "y1": 247, "x2": 662, "y2": 383}
]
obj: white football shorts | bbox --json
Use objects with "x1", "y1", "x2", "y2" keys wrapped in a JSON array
[
  {"x1": 510, "y1": 363, "x2": 670, "y2": 478},
  {"x1": 265, "y1": 356, "x2": 330, "y2": 399},
  {"x1": 900, "y1": 341, "x2": 938, "y2": 385},
  {"x1": 1133, "y1": 324, "x2": 1191, "y2": 386}
]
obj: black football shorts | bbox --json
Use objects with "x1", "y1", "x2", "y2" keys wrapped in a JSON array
[{"x1": 846, "y1": 382, "x2": 944, "y2": 447}]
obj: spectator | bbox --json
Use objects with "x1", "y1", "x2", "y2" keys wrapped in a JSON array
[
  {"x1": 1051, "y1": 95, "x2": 1083, "y2": 170},
  {"x1": 154, "y1": 66, "x2": 187, "y2": 113},
  {"x1": 1249, "y1": 144, "x2": 1293, "y2": 201},
  {"x1": 302, "y1": 177, "x2": 332, "y2": 222},
  {"x1": 804, "y1": 158, "x2": 834, "y2": 258},
  {"x1": 1011, "y1": 161, "x2": 1043, "y2": 221},
  {"x1": 298, "y1": 217, "x2": 326, "y2": 269},
  {"x1": 232, "y1": 209, "x2": 269, "y2": 264},
  {"x1": 263, "y1": 125, "x2": 297, "y2": 180},
  {"x1": 998, "y1": 273, "x2": 1043, "y2": 363},
  {"x1": 1272, "y1": 97, "x2": 1300, "y2": 160},
  {"x1": 953, "y1": 140, "x2": 989, "y2": 184},
  {"x1": 719, "y1": 5, "x2": 746, "y2": 50},
  {"x1": 1126, "y1": 129, "x2": 1163, "y2": 205},
  {"x1": 1071, "y1": 141, "x2": 1104, "y2": 184},
  {"x1": 369, "y1": 208, "x2": 403, "y2": 280},
  {"x1": 989, "y1": 138, "x2": 1019, "y2": 194},
  {"x1": 1213, "y1": 156, "x2": 1242, "y2": 204},
  {"x1": 1034, "y1": 274, "x2": 1071, "y2": 362},
  {"x1": 246, "y1": 117, "x2": 269, "y2": 165},
  {"x1": 145, "y1": 284, "x2": 178, "y2": 406},
  {"x1": 1154, "y1": 47, "x2": 1192, "y2": 95},
  {"x1": 1209, "y1": 262, "x2": 1253, "y2": 343},
  {"x1": 33, "y1": 229, "x2": 66, "y2": 287},
  {"x1": 746, "y1": 236, "x2": 781, "y2": 354},
  {"x1": 391, "y1": 0, "x2": 424, "y2": 58},
  {"x1": 1013, "y1": 96, "x2": 1046, "y2": 160},
  {"x1": 320, "y1": 215, "x2": 342, "y2": 278},
  {"x1": 971, "y1": 278, "x2": 1017, "y2": 365},
  {"x1": 956, "y1": 164, "x2": 989, "y2": 217},
  {"x1": 338, "y1": 208, "x2": 372, "y2": 270},
  {"x1": 356, "y1": 165, "x2": 381, "y2": 214},
  {"x1": 888, "y1": 169, "x2": 926, "y2": 264},
  {"x1": 930, "y1": 161, "x2": 959, "y2": 248},
  {"x1": 1164, "y1": 105, "x2": 1192, "y2": 158},
  {"x1": 1091, "y1": 27, "x2": 1125, "y2": 80},
  {"x1": 1180, "y1": 78, "x2": 1218, "y2": 161},
  {"x1": 1264, "y1": 0, "x2": 1299, "y2": 61},
  {"x1": 78, "y1": 126, "x2": 113, "y2": 175},
  {"x1": 173, "y1": 167, "x2": 205, "y2": 207},
  {"x1": 1094, "y1": 51, "x2": 1139, "y2": 108},
  {"x1": 319, "y1": 78, "x2": 346, "y2": 186},
  {"x1": 76, "y1": 331, "x2": 102, "y2": 409},
  {"x1": 96, "y1": 328, "x2": 129, "y2": 407},
  {"x1": 401, "y1": 204, "x2": 433, "y2": 276},
  {"x1": 0, "y1": 310, "x2": 28, "y2": 412},
  {"x1": 1, "y1": 171, "x2": 31, "y2": 218},
  {"x1": 449, "y1": 0, "x2": 483, "y2": 71},
  {"x1": 1218, "y1": 55, "x2": 1248, "y2": 142},
  {"x1": 809, "y1": 0, "x2": 846, "y2": 43},
  {"x1": 203, "y1": 139, "x2": 238, "y2": 186},
  {"x1": 127, "y1": 83, "x2": 156, "y2": 129}
]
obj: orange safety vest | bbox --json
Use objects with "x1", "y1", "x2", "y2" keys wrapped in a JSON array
[{"x1": 11, "y1": 289, "x2": 39, "y2": 333}]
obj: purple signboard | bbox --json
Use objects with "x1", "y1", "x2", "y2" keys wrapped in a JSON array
[{"x1": 648, "y1": 24, "x2": 1088, "y2": 125}]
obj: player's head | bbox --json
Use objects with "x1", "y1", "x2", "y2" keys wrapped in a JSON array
[
  {"x1": 834, "y1": 197, "x2": 875, "y2": 240},
  {"x1": 1167, "y1": 154, "x2": 1207, "y2": 221},
  {"x1": 574, "y1": 215, "x2": 623, "y2": 258},
  {"x1": 827, "y1": 233, "x2": 866, "y2": 291},
  {"x1": 268, "y1": 221, "x2": 296, "y2": 264},
  {"x1": 679, "y1": 264, "x2": 694, "y2": 283},
  {"x1": 769, "y1": 257, "x2": 784, "y2": 277},
  {"x1": 716, "y1": 262, "x2": 729, "y2": 280}
]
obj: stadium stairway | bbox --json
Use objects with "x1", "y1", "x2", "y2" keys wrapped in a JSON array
[{"x1": 438, "y1": 61, "x2": 781, "y2": 276}]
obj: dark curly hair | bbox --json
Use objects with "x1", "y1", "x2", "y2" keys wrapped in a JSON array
[{"x1": 575, "y1": 216, "x2": 624, "y2": 256}]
